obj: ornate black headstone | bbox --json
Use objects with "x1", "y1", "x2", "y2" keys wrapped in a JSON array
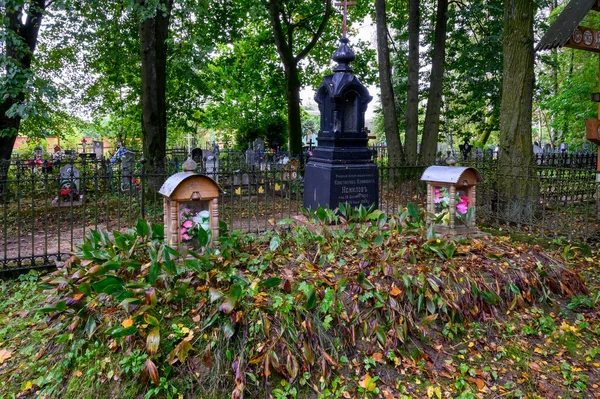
[
  {"x1": 191, "y1": 148, "x2": 203, "y2": 163},
  {"x1": 459, "y1": 142, "x2": 472, "y2": 160},
  {"x1": 303, "y1": 36, "x2": 378, "y2": 210}
]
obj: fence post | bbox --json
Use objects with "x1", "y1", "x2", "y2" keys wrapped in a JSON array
[{"x1": 140, "y1": 157, "x2": 147, "y2": 220}]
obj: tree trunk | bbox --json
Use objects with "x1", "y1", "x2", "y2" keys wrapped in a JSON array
[
  {"x1": 0, "y1": 1, "x2": 46, "y2": 196},
  {"x1": 478, "y1": 111, "x2": 496, "y2": 145},
  {"x1": 0, "y1": 0, "x2": 46, "y2": 162},
  {"x1": 419, "y1": 0, "x2": 448, "y2": 163},
  {"x1": 140, "y1": 0, "x2": 172, "y2": 175},
  {"x1": 375, "y1": 0, "x2": 403, "y2": 168},
  {"x1": 498, "y1": 0, "x2": 535, "y2": 218},
  {"x1": 560, "y1": 51, "x2": 574, "y2": 142},
  {"x1": 405, "y1": 0, "x2": 419, "y2": 164},
  {"x1": 285, "y1": 64, "x2": 303, "y2": 155},
  {"x1": 268, "y1": 0, "x2": 332, "y2": 156}
]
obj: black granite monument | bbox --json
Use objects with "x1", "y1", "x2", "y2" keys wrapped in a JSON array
[{"x1": 303, "y1": 31, "x2": 378, "y2": 210}]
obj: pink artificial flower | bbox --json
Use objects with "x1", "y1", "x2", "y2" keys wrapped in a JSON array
[
  {"x1": 183, "y1": 220, "x2": 193, "y2": 229},
  {"x1": 182, "y1": 234, "x2": 191, "y2": 241},
  {"x1": 456, "y1": 195, "x2": 469, "y2": 214},
  {"x1": 434, "y1": 188, "x2": 441, "y2": 204},
  {"x1": 179, "y1": 227, "x2": 187, "y2": 238}
]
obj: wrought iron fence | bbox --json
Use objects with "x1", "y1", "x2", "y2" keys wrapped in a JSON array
[{"x1": 1, "y1": 152, "x2": 599, "y2": 272}]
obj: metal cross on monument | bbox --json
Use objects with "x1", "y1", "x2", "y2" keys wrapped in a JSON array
[
  {"x1": 184, "y1": 134, "x2": 194, "y2": 157},
  {"x1": 335, "y1": 0, "x2": 357, "y2": 38}
]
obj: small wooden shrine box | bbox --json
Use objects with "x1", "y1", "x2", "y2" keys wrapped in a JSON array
[
  {"x1": 421, "y1": 166, "x2": 482, "y2": 235},
  {"x1": 159, "y1": 172, "x2": 222, "y2": 247}
]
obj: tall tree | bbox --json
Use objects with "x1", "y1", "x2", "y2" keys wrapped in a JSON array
[
  {"x1": 375, "y1": 0, "x2": 403, "y2": 166},
  {"x1": 499, "y1": 0, "x2": 534, "y2": 215},
  {"x1": 419, "y1": 0, "x2": 448, "y2": 163},
  {"x1": 405, "y1": 0, "x2": 419, "y2": 163},
  {"x1": 0, "y1": 0, "x2": 49, "y2": 162},
  {"x1": 268, "y1": 0, "x2": 333, "y2": 155},
  {"x1": 139, "y1": 0, "x2": 173, "y2": 170}
]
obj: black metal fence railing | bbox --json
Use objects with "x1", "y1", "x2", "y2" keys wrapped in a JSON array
[{"x1": 1, "y1": 152, "x2": 599, "y2": 271}]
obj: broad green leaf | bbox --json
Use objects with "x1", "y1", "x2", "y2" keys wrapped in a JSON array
[
  {"x1": 136, "y1": 219, "x2": 150, "y2": 238},
  {"x1": 407, "y1": 202, "x2": 419, "y2": 220},
  {"x1": 144, "y1": 313, "x2": 160, "y2": 326},
  {"x1": 270, "y1": 236, "x2": 280, "y2": 251},
  {"x1": 261, "y1": 277, "x2": 282, "y2": 288},
  {"x1": 106, "y1": 326, "x2": 138, "y2": 338},
  {"x1": 91, "y1": 277, "x2": 124, "y2": 293}
]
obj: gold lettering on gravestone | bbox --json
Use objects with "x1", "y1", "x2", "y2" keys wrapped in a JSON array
[{"x1": 333, "y1": 173, "x2": 376, "y2": 204}]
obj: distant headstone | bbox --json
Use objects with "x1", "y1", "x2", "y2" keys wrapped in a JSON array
[
  {"x1": 544, "y1": 143, "x2": 552, "y2": 153},
  {"x1": 560, "y1": 143, "x2": 568, "y2": 153},
  {"x1": 242, "y1": 173, "x2": 250, "y2": 185},
  {"x1": 253, "y1": 138, "x2": 265, "y2": 152},
  {"x1": 93, "y1": 141, "x2": 104, "y2": 159},
  {"x1": 191, "y1": 147, "x2": 203, "y2": 163},
  {"x1": 60, "y1": 164, "x2": 81, "y2": 191},
  {"x1": 53, "y1": 165, "x2": 83, "y2": 207},
  {"x1": 204, "y1": 150, "x2": 219, "y2": 181},
  {"x1": 459, "y1": 142, "x2": 472, "y2": 160},
  {"x1": 533, "y1": 142, "x2": 543, "y2": 154},
  {"x1": 245, "y1": 148, "x2": 255, "y2": 165},
  {"x1": 121, "y1": 151, "x2": 135, "y2": 191},
  {"x1": 33, "y1": 146, "x2": 43, "y2": 159},
  {"x1": 233, "y1": 172, "x2": 241, "y2": 186},
  {"x1": 474, "y1": 147, "x2": 484, "y2": 159}
]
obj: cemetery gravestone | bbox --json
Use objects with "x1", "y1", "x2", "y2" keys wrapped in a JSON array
[
  {"x1": 121, "y1": 151, "x2": 136, "y2": 192},
  {"x1": 245, "y1": 146, "x2": 255, "y2": 167},
  {"x1": 474, "y1": 147, "x2": 484, "y2": 160},
  {"x1": 204, "y1": 150, "x2": 219, "y2": 182},
  {"x1": 459, "y1": 142, "x2": 472, "y2": 160},
  {"x1": 53, "y1": 164, "x2": 83, "y2": 207},
  {"x1": 253, "y1": 138, "x2": 265, "y2": 152},
  {"x1": 304, "y1": 33, "x2": 378, "y2": 210},
  {"x1": 60, "y1": 164, "x2": 81, "y2": 191},
  {"x1": 233, "y1": 172, "x2": 242, "y2": 187},
  {"x1": 191, "y1": 148, "x2": 203, "y2": 163},
  {"x1": 93, "y1": 141, "x2": 104, "y2": 159},
  {"x1": 242, "y1": 173, "x2": 250, "y2": 186}
]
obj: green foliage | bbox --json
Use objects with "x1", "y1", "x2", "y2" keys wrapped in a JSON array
[{"x1": 4, "y1": 204, "x2": 592, "y2": 398}]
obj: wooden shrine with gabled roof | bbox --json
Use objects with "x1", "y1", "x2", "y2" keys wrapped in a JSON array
[{"x1": 537, "y1": 0, "x2": 600, "y2": 189}]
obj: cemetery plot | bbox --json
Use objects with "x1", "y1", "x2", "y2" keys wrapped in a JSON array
[{"x1": 0, "y1": 208, "x2": 599, "y2": 398}]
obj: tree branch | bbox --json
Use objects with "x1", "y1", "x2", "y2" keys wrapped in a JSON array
[
  {"x1": 269, "y1": 0, "x2": 293, "y2": 66},
  {"x1": 295, "y1": 0, "x2": 332, "y2": 62}
]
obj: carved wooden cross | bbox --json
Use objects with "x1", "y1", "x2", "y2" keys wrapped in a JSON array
[
  {"x1": 184, "y1": 134, "x2": 194, "y2": 156},
  {"x1": 335, "y1": 0, "x2": 357, "y2": 38}
]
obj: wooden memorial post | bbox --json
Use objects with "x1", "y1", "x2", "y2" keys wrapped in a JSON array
[{"x1": 537, "y1": 0, "x2": 600, "y2": 217}]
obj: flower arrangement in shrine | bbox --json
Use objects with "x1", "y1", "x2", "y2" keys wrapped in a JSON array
[
  {"x1": 179, "y1": 208, "x2": 212, "y2": 247},
  {"x1": 433, "y1": 187, "x2": 472, "y2": 225}
]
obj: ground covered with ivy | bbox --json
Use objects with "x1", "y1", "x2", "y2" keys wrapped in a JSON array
[{"x1": 0, "y1": 205, "x2": 599, "y2": 399}]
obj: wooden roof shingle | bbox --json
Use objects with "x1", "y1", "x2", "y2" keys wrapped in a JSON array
[{"x1": 536, "y1": 0, "x2": 596, "y2": 51}]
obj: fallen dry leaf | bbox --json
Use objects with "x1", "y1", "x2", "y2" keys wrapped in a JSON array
[{"x1": 0, "y1": 349, "x2": 13, "y2": 364}]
